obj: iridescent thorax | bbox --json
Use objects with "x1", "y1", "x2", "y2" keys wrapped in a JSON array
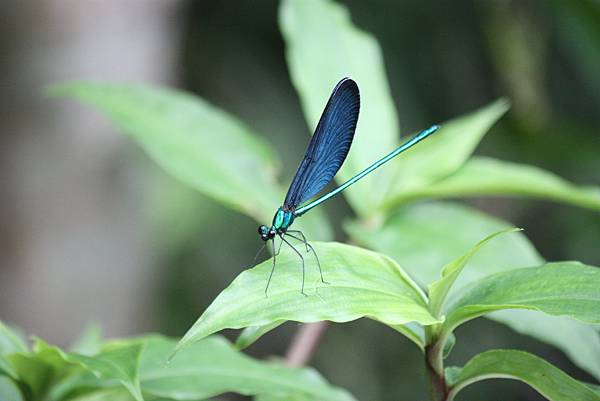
[{"x1": 258, "y1": 207, "x2": 295, "y2": 241}]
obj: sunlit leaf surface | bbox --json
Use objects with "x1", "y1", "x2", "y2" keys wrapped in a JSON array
[{"x1": 175, "y1": 242, "x2": 438, "y2": 355}]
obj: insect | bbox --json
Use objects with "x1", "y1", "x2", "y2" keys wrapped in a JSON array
[{"x1": 257, "y1": 77, "x2": 439, "y2": 296}]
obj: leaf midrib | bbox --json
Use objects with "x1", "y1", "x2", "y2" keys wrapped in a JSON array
[
  {"x1": 141, "y1": 366, "x2": 334, "y2": 398},
  {"x1": 455, "y1": 294, "x2": 600, "y2": 308}
]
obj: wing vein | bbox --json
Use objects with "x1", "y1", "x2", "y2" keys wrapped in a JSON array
[{"x1": 284, "y1": 78, "x2": 360, "y2": 210}]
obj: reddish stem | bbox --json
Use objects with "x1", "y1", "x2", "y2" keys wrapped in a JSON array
[{"x1": 285, "y1": 321, "x2": 329, "y2": 367}]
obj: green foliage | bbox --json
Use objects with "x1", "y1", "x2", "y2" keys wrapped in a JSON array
[
  {"x1": 280, "y1": 0, "x2": 398, "y2": 215},
  {"x1": 235, "y1": 321, "x2": 285, "y2": 351},
  {"x1": 384, "y1": 99, "x2": 509, "y2": 205},
  {"x1": 427, "y1": 228, "x2": 522, "y2": 318},
  {"x1": 174, "y1": 242, "x2": 438, "y2": 356},
  {"x1": 0, "y1": 327, "x2": 354, "y2": 401},
  {"x1": 444, "y1": 262, "x2": 600, "y2": 332},
  {"x1": 47, "y1": 83, "x2": 279, "y2": 223},
  {"x1": 47, "y1": 83, "x2": 330, "y2": 241},
  {"x1": 68, "y1": 322, "x2": 103, "y2": 355},
  {"x1": 396, "y1": 156, "x2": 600, "y2": 210},
  {"x1": 37, "y1": 339, "x2": 144, "y2": 401},
  {"x1": 0, "y1": 376, "x2": 23, "y2": 401},
  {"x1": 140, "y1": 336, "x2": 354, "y2": 401},
  {"x1": 446, "y1": 350, "x2": 600, "y2": 401},
  {"x1": 488, "y1": 311, "x2": 600, "y2": 382},
  {"x1": 347, "y1": 201, "x2": 600, "y2": 381},
  {"x1": 345, "y1": 202, "x2": 542, "y2": 289},
  {"x1": 0, "y1": 322, "x2": 28, "y2": 378},
  {"x1": 46, "y1": 0, "x2": 600, "y2": 399}
]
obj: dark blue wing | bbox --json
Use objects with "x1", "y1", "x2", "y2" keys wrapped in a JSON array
[{"x1": 284, "y1": 78, "x2": 360, "y2": 209}]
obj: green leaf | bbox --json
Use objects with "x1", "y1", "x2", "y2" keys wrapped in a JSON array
[
  {"x1": 428, "y1": 228, "x2": 521, "y2": 318},
  {"x1": 0, "y1": 376, "x2": 23, "y2": 401},
  {"x1": 32, "y1": 339, "x2": 144, "y2": 401},
  {"x1": 445, "y1": 262, "x2": 600, "y2": 335},
  {"x1": 346, "y1": 202, "x2": 600, "y2": 380},
  {"x1": 589, "y1": 383, "x2": 600, "y2": 395},
  {"x1": 280, "y1": 0, "x2": 399, "y2": 215},
  {"x1": 68, "y1": 387, "x2": 187, "y2": 401},
  {"x1": 388, "y1": 322, "x2": 426, "y2": 351},
  {"x1": 140, "y1": 335, "x2": 355, "y2": 401},
  {"x1": 393, "y1": 156, "x2": 600, "y2": 211},
  {"x1": 69, "y1": 322, "x2": 103, "y2": 356},
  {"x1": 0, "y1": 321, "x2": 28, "y2": 378},
  {"x1": 174, "y1": 242, "x2": 438, "y2": 356},
  {"x1": 47, "y1": 82, "x2": 330, "y2": 240},
  {"x1": 383, "y1": 99, "x2": 509, "y2": 208},
  {"x1": 6, "y1": 354, "x2": 53, "y2": 401},
  {"x1": 49, "y1": 82, "x2": 278, "y2": 222},
  {"x1": 346, "y1": 202, "x2": 542, "y2": 289},
  {"x1": 442, "y1": 332, "x2": 456, "y2": 359},
  {"x1": 446, "y1": 350, "x2": 600, "y2": 401},
  {"x1": 489, "y1": 310, "x2": 600, "y2": 381},
  {"x1": 235, "y1": 321, "x2": 285, "y2": 351},
  {"x1": 255, "y1": 395, "x2": 313, "y2": 401},
  {"x1": 68, "y1": 389, "x2": 138, "y2": 401}
]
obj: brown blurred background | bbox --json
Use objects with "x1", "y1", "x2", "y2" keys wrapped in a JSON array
[{"x1": 1, "y1": 1, "x2": 599, "y2": 400}]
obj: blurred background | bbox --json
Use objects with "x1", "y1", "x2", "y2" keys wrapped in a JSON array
[{"x1": 1, "y1": 1, "x2": 599, "y2": 400}]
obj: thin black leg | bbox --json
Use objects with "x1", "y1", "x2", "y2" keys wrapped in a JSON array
[
  {"x1": 276, "y1": 234, "x2": 284, "y2": 256},
  {"x1": 280, "y1": 235, "x2": 307, "y2": 296},
  {"x1": 251, "y1": 242, "x2": 267, "y2": 267},
  {"x1": 286, "y1": 231, "x2": 329, "y2": 285},
  {"x1": 287, "y1": 230, "x2": 310, "y2": 252},
  {"x1": 265, "y1": 239, "x2": 277, "y2": 297}
]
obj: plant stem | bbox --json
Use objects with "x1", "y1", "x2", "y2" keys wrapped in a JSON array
[
  {"x1": 285, "y1": 321, "x2": 329, "y2": 367},
  {"x1": 425, "y1": 329, "x2": 449, "y2": 401}
]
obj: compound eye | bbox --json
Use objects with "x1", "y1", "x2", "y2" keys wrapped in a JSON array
[{"x1": 258, "y1": 225, "x2": 268, "y2": 235}]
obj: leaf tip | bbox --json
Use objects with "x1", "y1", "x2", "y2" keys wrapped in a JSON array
[
  {"x1": 166, "y1": 348, "x2": 178, "y2": 363},
  {"x1": 497, "y1": 97, "x2": 512, "y2": 111},
  {"x1": 168, "y1": 336, "x2": 191, "y2": 362}
]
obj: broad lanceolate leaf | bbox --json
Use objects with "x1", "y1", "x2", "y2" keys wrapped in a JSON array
[
  {"x1": 394, "y1": 156, "x2": 600, "y2": 211},
  {"x1": 345, "y1": 202, "x2": 600, "y2": 380},
  {"x1": 0, "y1": 321, "x2": 28, "y2": 378},
  {"x1": 141, "y1": 335, "x2": 355, "y2": 401},
  {"x1": 445, "y1": 262, "x2": 600, "y2": 334},
  {"x1": 489, "y1": 310, "x2": 600, "y2": 382},
  {"x1": 48, "y1": 82, "x2": 331, "y2": 240},
  {"x1": 383, "y1": 99, "x2": 509, "y2": 209},
  {"x1": 175, "y1": 242, "x2": 438, "y2": 355},
  {"x1": 0, "y1": 376, "x2": 23, "y2": 401},
  {"x1": 50, "y1": 83, "x2": 278, "y2": 222},
  {"x1": 428, "y1": 228, "x2": 521, "y2": 318},
  {"x1": 25, "y1": 339, "x2": 144, "y2": 401},
  {"x1": 345, "y1": 202, "x2": 542, "y2": 289},
  {"x1": 280, "y1": 0, "x2": 399, "y2": 215},
  {"x1": 446, "y1": 350, "x2": 600, "y2": 401}
]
